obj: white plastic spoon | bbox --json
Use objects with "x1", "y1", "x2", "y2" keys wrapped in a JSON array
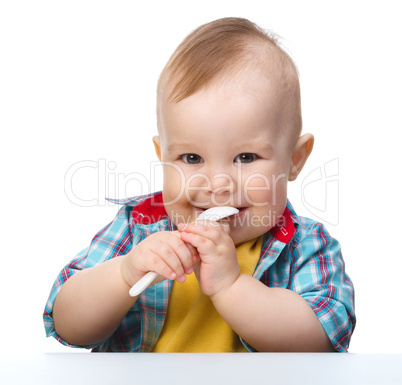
[{"x1": 128, "y1": 206, "x2": 239, "y2": 297}]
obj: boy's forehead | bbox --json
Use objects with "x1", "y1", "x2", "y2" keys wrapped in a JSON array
[
  {"x1": 159, "y1": 77, "x2": 287, "y2": 148},
  {"x1": 159, "y1": 61, "x2": 293, "y2": 126},
  {"x1": 160, "y1": 52, "x2": 298, "y2": 116}
]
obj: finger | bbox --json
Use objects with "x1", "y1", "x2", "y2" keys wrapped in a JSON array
[
  {"x1": 150, "y1": 242, "x2": 187, "y2": 282},
  {"x1": 173, "y1": 239, "x2": 196, "y2": 275},
  {"x1": 163, "y1": 236, "x2": 196, "y2": 278},
  {"x1": 182, "y1": 221, "x2": 224, "y2": 244},
  {"x1": 217, "y1": 217, "x2": 231, "y2": 234},
  {"x1": 184, "y1": 242, "x2": 199, "y2": 264},
  {"x1": 180, "y1": 231, "x2": 215, "y2": 255},
  {"x1": 172, "y1": 231, "x2": 196, "y2": 273},
  {"x1": 145, "y1": 248, "x2": 178, "y2": 282}
]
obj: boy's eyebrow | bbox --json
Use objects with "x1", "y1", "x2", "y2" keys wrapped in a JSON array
[
  {"x1": 167, "y1": 142, "x2": 274, "y2": 153},
  {"x1": 167, "y1": 143, "x2": 195, "y2": 152},
  {"x1": 239, "y1": 142, "x2": 275, "y2": 153}
]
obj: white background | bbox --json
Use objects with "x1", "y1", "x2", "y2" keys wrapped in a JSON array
[{"x1": 1, "y1": 0, "x2": 401, "y2": 353}]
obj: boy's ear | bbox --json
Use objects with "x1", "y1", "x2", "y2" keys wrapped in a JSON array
[
  {"x1": 153, "y1": 135, "x2": 162, "y2": 161},
  {"x1": 288, "y1": 133, "x2": 314, "y2": 181}
]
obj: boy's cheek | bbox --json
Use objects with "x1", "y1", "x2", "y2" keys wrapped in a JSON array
[
  {"x1": 243, "y1": 174, "x2": 288, "y2": 207},
  {"x1": 162, "y1": 168, "x2": 212, "y2": 212},
  {"x1": 161, "y1": 166, "x2": 186, "y2": 203}
]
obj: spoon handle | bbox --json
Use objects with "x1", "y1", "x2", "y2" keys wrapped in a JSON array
[{"x1": 129, "y1": 271, "x2": 158, "y2": 297}]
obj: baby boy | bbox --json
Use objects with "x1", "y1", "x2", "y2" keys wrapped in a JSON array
[{"x1": 44, "y1": 17, "x2": 355, "y2": 352}]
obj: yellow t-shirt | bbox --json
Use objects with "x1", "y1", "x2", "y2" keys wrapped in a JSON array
[{"x1": 152, "y1": 236, "x2": 263, "y2": 352}]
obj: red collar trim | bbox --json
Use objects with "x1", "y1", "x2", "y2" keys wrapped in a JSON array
[
  {"x1": 270, "y1": 207, "x2": 296, "y2": 244},
  {"x1": 131, "y1": 193, "x2": 168, "y2": 225}
]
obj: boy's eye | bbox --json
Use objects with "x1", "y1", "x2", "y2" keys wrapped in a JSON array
[
  {"x1": 181, "y1": 153, "x2": 204, "y2": 164},
  {"x1": 234, "y1": 153, "x2": 258, "y2": 163}
]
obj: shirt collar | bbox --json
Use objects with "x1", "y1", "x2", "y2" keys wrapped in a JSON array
[
  {"x1": 129, "y1": 192, "x2": 168, "y2": 225},
  {"x1": 269, "y1": 200, "x2": 300, "y2": 245},
  {"x1": 107, "y1": 192, "x2": 168, "y2": 225}
]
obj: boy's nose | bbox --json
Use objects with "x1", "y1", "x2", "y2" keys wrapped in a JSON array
[{"x1": 209, "y1": 172, "x2": 236, "y2": 196}]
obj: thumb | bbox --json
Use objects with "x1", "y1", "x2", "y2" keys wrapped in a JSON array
[{"x1": 219, "y1": 218, "x2": 231, "y2": 234}]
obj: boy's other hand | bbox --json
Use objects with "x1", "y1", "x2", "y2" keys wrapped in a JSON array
[
  {"x1": 120, "y1": 231, "x2": 198, "y2": 290},
  {"x1": 178, "y1": 220, "x2": 239, "y2": 297}
]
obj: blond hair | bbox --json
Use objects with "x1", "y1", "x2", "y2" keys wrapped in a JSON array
[{"x1": 157, "y1": 17, "x2": 302, "y2": 137}]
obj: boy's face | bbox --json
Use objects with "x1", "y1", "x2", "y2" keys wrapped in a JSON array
[{"x1": 155, "y1": 73, "x2": 303, "y2": 245}]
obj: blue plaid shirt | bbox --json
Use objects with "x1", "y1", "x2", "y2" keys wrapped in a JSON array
[{"x1": 44, "y1": 191, "x2": 355, "y2": 352}]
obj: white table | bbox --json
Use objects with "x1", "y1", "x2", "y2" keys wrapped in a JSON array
[{"x1": 1, "y1": 353, "x2": 401, "y2": 384}]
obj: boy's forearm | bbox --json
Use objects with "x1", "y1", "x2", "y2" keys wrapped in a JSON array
[
  {"x1": 53, "y1": 257, "x2": 136, "y2": 346},
  {"x1": 210, "y1": 274, "x2": 334, "y2": 352}
]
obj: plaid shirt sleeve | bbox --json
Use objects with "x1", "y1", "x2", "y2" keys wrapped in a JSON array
[
  {"x1": 290, "y1": 219, "x2": 356, "y2": 352},
  {"x1": 43, "y1": 204, "x2": 134, "y2": 348}
]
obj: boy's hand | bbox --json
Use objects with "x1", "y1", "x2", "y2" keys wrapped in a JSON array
[
  {"x1": 178, "y1": 220, "x2": 239, "y2": 298},
  {"x1": 120, "y1": 231, "x2": 197, "y2": 290}
]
